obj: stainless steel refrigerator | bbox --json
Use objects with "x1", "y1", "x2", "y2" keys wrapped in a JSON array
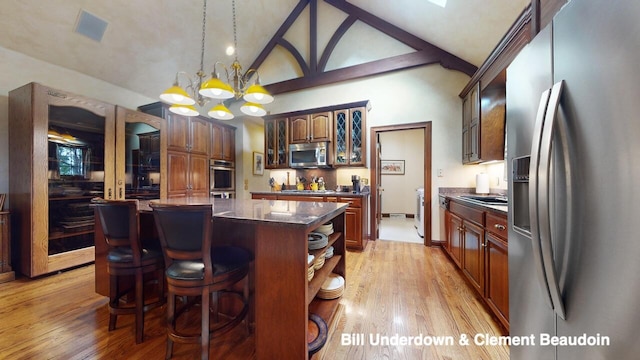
[{"x1": 507, "y1": 0, "x2": 640, "y2": 358}]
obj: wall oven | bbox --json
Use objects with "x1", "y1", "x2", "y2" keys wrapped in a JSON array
[{"x1": 210, "y1": 159, "x2": 235, "y2": 197}]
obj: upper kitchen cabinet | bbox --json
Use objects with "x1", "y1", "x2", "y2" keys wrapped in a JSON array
[
  {"x1": 289, "y1": 112, "x2": 332, "y2": 144},
  {"x1": 165, "y1": 114, "x2": 209, "y2": 155},
  {"x1": 533, "y1": 0, "x2": 568, "y2": 34},
  {"x1": 8, "y1": 82, "x2": 116, "y2": 277},
  {"x1": 459, "y1": 5, "x2": 531, "y2": 164},
  {"x1": 265, "y1": 118, "x2": 288, "y2": 169},
  {"x1": 334, "y1": 106, "x2": 367, "y2": 167},
  {"x1": 210, "y1": 122, "x2": 236, "y2": 162},
  {"x1": 139, "y1": 102, "x2": 210, "y2": 198},
  {"x1": 115, "y1": 106, "x2": 167, "y2": 200},
  {"x1": 462, "y1": 83, "x2": 480, "y2": 163}
]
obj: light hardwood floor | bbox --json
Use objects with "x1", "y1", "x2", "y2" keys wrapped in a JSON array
[{"x1": 0, "y1": 241, "x2": 508, "y2": 359}]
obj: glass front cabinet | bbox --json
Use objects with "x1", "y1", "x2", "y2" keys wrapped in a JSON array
[
  {"x1": 265, "y1": 118, "x2": 288, "y2": 169},
  {"x1": 334, "y1": 107, "x2": 366, "y2": 167},
  {"x1": 8, "y1": 83, "x2": 166, "y2": 278}
]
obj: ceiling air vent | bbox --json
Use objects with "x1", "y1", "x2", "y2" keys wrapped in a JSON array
[{"x1": 74, "y1": 9, "x2": 108, "y2": 42}]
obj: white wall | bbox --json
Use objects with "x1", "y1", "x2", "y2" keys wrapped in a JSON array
[
  {"x1": 379, "y1": 129, "x2": 424, "y2": 215},
  {"x1": 259, "y1": 65, "x2": 481, "y2": 240}
]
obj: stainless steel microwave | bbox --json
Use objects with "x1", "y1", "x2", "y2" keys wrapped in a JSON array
[{"x1": 289, "y1": 142, "x2": 331, "y2": 168}]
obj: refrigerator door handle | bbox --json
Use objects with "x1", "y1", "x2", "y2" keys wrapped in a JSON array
[
  {"x1": 528, "y1": 88, "x2": 554, "y2": 310},
  {"x1": 538, "y1": 80, "x2": 567, "y2": 320}
]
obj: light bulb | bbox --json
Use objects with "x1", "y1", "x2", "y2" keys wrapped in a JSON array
[
  {"x1": 226, "y1": 46, "x2": 235, "y2": 56},
  {"x1": 171, "y1": 94, "x2": 185, "y2": 102}
]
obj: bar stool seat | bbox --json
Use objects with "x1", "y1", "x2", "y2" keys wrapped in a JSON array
[
  {"x1": 93, "y1": 199, "x2": 165, "y2": 344},
  {"x1": 151, "y1": 203, "x2": 252, "y2": 360}
]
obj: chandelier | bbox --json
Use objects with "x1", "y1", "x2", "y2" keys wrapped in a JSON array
[{"x1": 159, "y1": 0, "x2": 273, "y2": 120}]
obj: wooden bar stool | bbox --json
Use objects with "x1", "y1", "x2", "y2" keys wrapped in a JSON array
[
  {"x1": 151, "y1": 203, "x2": 252, "y2": 360},
  {"x1": 93, "y1": 199, "x2": 165, "y2": 344}
]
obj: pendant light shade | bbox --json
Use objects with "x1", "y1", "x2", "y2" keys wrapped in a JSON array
[
  {"x1": 243, "y1": 83, "x2": 274, "y2": 104},
  {"x1": 160, "y1": 85, "x2": 196, "y2": 105},
  {"x1": 240, "y1": 102, "x2": 267, "y2": 117},
  {"x1": 199, "y1": 76, "x2": 235, "y2": 99},
  {"x1": 169, "y1": 104, "x2": 200, "y2": 117},
  {"x1": 208, "y1": 103, "x2": 234, "y2": 120}
]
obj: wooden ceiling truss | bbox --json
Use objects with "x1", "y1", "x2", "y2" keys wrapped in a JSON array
[{"x1": 249, "y1": 0, "x2": 478, "y2": 95}]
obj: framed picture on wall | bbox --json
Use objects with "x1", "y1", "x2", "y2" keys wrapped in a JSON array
[
  {"x1": 380, "y1": 160, "x2": 405, "y2": 175},
  {"x1": 253, "y1": 152, "x2": 264, "y2": 175}
]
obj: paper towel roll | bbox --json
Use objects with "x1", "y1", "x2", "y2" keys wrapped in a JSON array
[{"x1": 476, "y1": 173, "x2": 490, "y2": 194}]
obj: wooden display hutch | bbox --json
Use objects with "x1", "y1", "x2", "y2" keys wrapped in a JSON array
[
  {"x1": 0, "y1": 211, "x2": 15, "y2": 283},
  {"x1": 9, "y1": 83, "x2": 116, "y2": 277}
]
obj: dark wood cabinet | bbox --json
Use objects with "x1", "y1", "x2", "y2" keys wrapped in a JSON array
[
  {"x1": 334, "y1": 107, "x2": 366, "y2": 167},
  {"x1": 444, "y1": 197, "x2": 508, "y2": 331},
  {"x1": 447, "y1": 213, "x2": 463, "y2": 268},
  {"x1": 485, "y1": 212, "x2": 509, "y2": 329},
  {"x1": 462, "y1": 220, "x2": 485, "y2": 294},
  {"x1": 265, "y1": 118, "x2": 289, "y2": 169},
  {"x1": 289, "y1": 112, "x2": 332, "y2": 144},
  {"x1": 139, "y1": 102, "x2": 211, "y2": 199},
  {"x1": 167, "y1": 151, "x2": 209, "y2": 198},
  {"x1": 211, "y1": 122, "x2": 235, "y2": 161},
  {"x1": 485, "y1": 232, "x2": 509, "y2": 329},
  {"x1": 166, "y1": 114, "x2": 209, "y2": 155},
  {"x1": 462, "y1": 83, "x2": 480, "y2": 163}
]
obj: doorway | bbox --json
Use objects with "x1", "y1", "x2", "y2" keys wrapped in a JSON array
[{"x1": 370, "y1": 122, "x2": 432, "y2": 246}]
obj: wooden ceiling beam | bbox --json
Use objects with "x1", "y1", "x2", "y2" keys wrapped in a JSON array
[{"x1": 250, "y1": 0, "x2": 477, "y2": 95}]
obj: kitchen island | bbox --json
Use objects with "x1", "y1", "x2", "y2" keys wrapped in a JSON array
[
  {"x1": 94, "y1": 197, "x2": 348, "y2": 359},
  {"x1": 252, "y1": 190, "x2": 370, "y2": 250}
]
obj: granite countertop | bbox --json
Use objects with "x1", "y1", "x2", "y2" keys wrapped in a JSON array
[
  {"x1": 140, "y1": 197, "x2": 348, "y2": 226},
  {"x1": 439, "y1": 187, "x2": 508, "y2": 214},
  {"x1": 252, "y1": 190, "x2": 370, "y2": 198}
]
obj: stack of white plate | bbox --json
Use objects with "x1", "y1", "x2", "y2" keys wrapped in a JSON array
[
  {"x1": 324, "y1": 246, "x2": 334, "y2": 259},
  {"x1": 308, "y1": 232, "x2": 328, "y2": 250},
  {"x1": 314, "y1": 250, "x2": 326, "y2": 270},
  {"x1": 316, "y1": 222, "x2": 334, "y2": 236},
  {"x1": 317, "y1": 273, "x2": 345, "y2": 299}
]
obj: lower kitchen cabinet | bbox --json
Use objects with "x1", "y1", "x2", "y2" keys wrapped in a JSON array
[
  {"x1": 485, "y1": 232, "x2": 509, "y2": 329},
  {"x1": 462, "y1": 220, "x2": 485, "y2": 295},
  {"x1": 443, "y1": 197, "x2": 509, "y2": 331},
  {"x1": 447, "y1": 213, "x2": 463, "y2": 268},
  {"x1": 339, "y1": 197, "x2": 366, "y2": 250}
]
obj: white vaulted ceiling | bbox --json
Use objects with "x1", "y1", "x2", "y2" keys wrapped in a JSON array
[{"x1": 0, "y1": 0, "x2": 528, "y2": 100}]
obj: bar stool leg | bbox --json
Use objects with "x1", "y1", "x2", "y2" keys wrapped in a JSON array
[
  {"x1": 135, "y1": 269, "x2": 144, "y2": 344},
  {"x1": 165, "y1": 293, "x2": 175, "y2": 360},
  {"x1": 109, "y1": 273, "x2": 118, "y2": 331},
  {"x1": 201, "y1": 289, "x2": 210, "y2": 360}
]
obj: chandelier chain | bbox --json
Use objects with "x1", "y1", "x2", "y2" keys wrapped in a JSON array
[
  {"x1": 232, "y1": 0, "x2": 238, "y2": 59},
  {"x1": 199, "y1": 0, "x2": 207, "y2": 74}
]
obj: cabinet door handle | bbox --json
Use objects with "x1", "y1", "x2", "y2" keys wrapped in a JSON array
[
  {"x1": 494, "y1": 224, "x2": 506, "y2": 231},
  {"x1": 108, "y1": 188, "x2": 113, "y2": 199},
  {"x1": 119, "y1": 188, "x2": 123, "y2": 199}
]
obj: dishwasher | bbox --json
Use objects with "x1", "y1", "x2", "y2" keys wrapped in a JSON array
[{"x1": 416, "y1": 188, "x2": 424, "y2": 237}]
